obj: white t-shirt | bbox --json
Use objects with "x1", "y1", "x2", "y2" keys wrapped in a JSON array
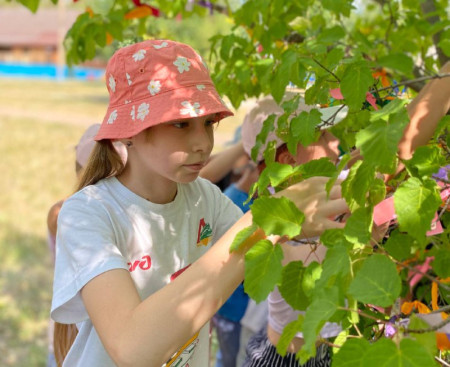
[{"x1": 51, "y1": 176, "x2": 242, "y2": 367}]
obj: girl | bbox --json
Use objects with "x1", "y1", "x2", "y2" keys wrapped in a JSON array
[{"x1": 50, "y1": 40, "x2": 347, "y2": 367}]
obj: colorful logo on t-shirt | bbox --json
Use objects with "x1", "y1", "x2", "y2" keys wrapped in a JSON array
[
  {"x1": 128, "y1": 255, "x2": 151, "y2": 272},
  {"x1": 196, "y1": 218, "x2": 212, "y2": 247}
]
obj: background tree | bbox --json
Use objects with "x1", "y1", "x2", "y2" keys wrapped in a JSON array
[{"x1": 12, "y1": 0, "x2": 450, "y2": 364}]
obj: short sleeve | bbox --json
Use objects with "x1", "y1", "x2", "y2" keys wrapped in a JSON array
[{"x1": 51, "y1": 193, "x2": 128, "y2": 324}]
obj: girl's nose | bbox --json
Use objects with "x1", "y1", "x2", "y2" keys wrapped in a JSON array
[{"x1": 191, "y1": 124, "x2": 213, "y2": 153}]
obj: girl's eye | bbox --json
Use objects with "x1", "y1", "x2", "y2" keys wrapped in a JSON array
[
  {"x1": 173, "y1": 122, "x2": 189, "y2": 129},
  {"x1": 205, "y1": 120, "x2": 218, "y2": 128}
]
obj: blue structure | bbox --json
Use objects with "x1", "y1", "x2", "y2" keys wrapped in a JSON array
[{"x1": 0, "y1": 62, "x2": 104, "y2": 80}]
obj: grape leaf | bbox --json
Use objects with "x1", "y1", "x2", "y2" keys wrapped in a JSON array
[
  {"x1": 394, "y1": 177, "x2": 441, "y2": 239},
  {"x1": 251, "y1": 196, "x2": 305, "y2": 237},
  {"x1": 244, "y1": 240, "x2": 284, "y2": 302},
  {"x1": 349, "y1": 254, "x2": 401, "y2": 307}
]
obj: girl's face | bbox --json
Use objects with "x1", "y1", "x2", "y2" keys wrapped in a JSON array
[
  {"x1": 294, "y1": 130, "x2": 340, "y2": 165},
  {"x1": 128, "y1": 114, "x2": 217, "y2": 185}
]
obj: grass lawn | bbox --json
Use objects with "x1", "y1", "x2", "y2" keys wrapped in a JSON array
[{"x1": 0, "y1": 77, "x2": 245, "y2": 366}]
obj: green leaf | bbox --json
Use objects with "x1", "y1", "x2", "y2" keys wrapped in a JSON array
[
  {"x1": 438, "y1": 38, "x2": 450, "y2": 57},
  {"x1": 321, "y1": 0, "x2": 354, "y2": 16},
  {"x1": 244, "y1": 240, "x2": 284, "y2": 302},
  {"x1": 290, "y1": 109, "x2": 322, "y2": 147},
  {"x1": 333, "y1": 338, "x2": 370, "y2": 367},
  {"x1": 251, "y1": 196, "x2": 305, "y2": 237},
  {"x1": 368, "y1": 178, "x2": 386, "y2": 207},
  {"x1": 341, "y1": 62, "x2": 373, "y2": 110},
  {"x1": 355, "y1": 108, "x2": 409, "y2": 173},
  {"x1": 316, "y1": 244, "x2": 351, "y2": 289},
  {"x1": 317, "y1": 26, "x2": 346, "y2": 44},
  {"x1": 279, "y1": 261, "x2": 309, "y2": 310},
  {"x1": 383, "y1": 230, "x2": 415, "y2": 261},
  {"x1": 408, "y1": 314, "x2": 437, "y2": 359},
  {"x1": 404, "y1": 145, "x2": 445, "y2": 178},
  {"x1": 320, "y1": 228, "x2": 352, "y2": 249},
  {"x1": 85, "y1": 0, "x2": 115, "y2": 16},
  {"x1": 342, "y1": 160, "x2": 375, "y2": 211},
  {"x1": 279, "y1": 260, "x2": 321, "y2": 311},
  {"x1": 251, "y1": 114, "x2": 277, "y2": 162},
  {"x1": 362, "y1": 338, "x2": 436, "y2": 367},
  {"x1": 17, "y1": 0, "x2": 40, "y2": 12},
  {"x1": 369, "y1": 99, "x2": 408, "y2": 122},
  {"x1": 394, "y1": 177, "x2": 441, "y2": 239},
  {"x1": 377, "y1": 53, "x2": 414, "y2": 75},
  {"x1": 263, "y1": 140, "x2": 277, "y2": 166},
  {"x1": 264, "y1": 162, "x2": 295, "y2": 187},
  {"x1": 301, "y1": 287, "x2": 340, "y2": 359},
  {"x1": 229, "y1": 224, "x2": 258, "y2": 253},
  {"x1": 344, "y1": 206, "x2": 373, "y2": 245},
  {"x1": 349, "y1": 254, "x2": 401, "y2": 307},
  {"x1": 296, "y1": 158, "x2": 337, "y2": 179},
  {"x1": 276, "y1": 315, "x2": 304, "y2": 357},
  {"x1": 432, "y1": 248, "x2": 450, "y2": 278},
  {"x1": 325, "y1": 153, "x2": 351, "y2": 196},
  {"x1": 271, "y1": 50, "x2": 297, "y2": 103}
]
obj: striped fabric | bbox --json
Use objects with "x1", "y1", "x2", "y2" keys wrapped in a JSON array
[{"x1": 243, "y1": 329, "x2": 331, "y2": 367}]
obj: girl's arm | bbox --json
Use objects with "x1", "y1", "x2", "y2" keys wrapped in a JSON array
[
  {"x1": 80, "y1": 177, "x2": 347, "y2": 367},
  {"x1": 396, "y1": 61, "x2": 450, "y2": 169}
]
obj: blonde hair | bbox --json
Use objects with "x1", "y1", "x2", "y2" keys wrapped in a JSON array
[{"x1": 54, "y1": 139, "x2": 125, "y2": 366}]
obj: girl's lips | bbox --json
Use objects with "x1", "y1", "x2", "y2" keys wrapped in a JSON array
[{"x1": 183, "y1": 163, "x2": 205, "y2": 172}]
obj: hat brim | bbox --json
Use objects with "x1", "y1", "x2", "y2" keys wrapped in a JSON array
[{"x1": 95, "y1": 84, "x2": 233, "y2": 140}]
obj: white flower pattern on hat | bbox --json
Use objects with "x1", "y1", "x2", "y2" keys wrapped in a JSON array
[
  {"x1": 126, "y1": 73, "x2": 132, "y2": 85},
  {"x1": 153, "y1": 41, "x2": 168, "y2": 49},
  {"x1": 148, "y1": 80, "x2": 161, "y2": 95},
  {"x1": 132, "y1": 49, "x2": 146, "y2": 62},
  {"x1": 107, "y1": 110, "x2": 118, "y2": 124},
  {"x1": 109, "y1": 75, "x2": 116, "y2": 92},
  {"x1": 196, "y1": 84, "x2": 205, "y2": 90},
  {"x1": 130, "y1": 105, "x2": 136, "y2": 121},
  {"x1": 173, "y1": 57, "x2": 191, "y2": 73},
  {"x1": 137, "y1": 103, "x2": 150, "y2": 121},
  {"x1": 180, "y1": 101, "x2": 203, "y2": 117}
]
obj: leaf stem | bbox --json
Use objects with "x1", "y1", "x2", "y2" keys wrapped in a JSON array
[
  {"x1": 372, "y1": 72, "x2": 450, "y2": 93},
  {"x1": 406, "y1": 316, "x2": 450, "y2": 334},
  {"x1": 338, "y1": 306, "x2": 388, "y2": 324},
  {"x1": 312, "y1": 58, "x2": 340, "y2": 83}
]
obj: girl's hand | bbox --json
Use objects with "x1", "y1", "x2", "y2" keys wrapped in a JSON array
[{"x1": 274, "y1": 176, "x2": 348, "y2": 239}]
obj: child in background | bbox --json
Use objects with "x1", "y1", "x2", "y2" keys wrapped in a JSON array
[{"x1": 50, "y1": 40, "x2": 347, "y2": 367}]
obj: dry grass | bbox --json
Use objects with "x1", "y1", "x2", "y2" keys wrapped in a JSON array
[{"x1": 0, "y1": 77, "x2": 247, "y2": 366}]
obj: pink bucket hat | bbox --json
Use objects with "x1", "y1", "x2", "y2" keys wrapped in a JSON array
[
  {"x1": 242, "y1": 95, "x2": 348, "y2": 161},
  {"x1": 95, "y1": 40, "x2": 233, "y2": 141}
]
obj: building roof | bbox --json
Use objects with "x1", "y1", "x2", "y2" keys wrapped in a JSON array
[{"x1": 0, "y1": 7, "x2": 80, "y2": 48}]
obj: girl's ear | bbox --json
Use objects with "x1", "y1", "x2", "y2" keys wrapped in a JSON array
[{"x1": 278, "y1": 149, "x2": 296, "y2": 165}]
